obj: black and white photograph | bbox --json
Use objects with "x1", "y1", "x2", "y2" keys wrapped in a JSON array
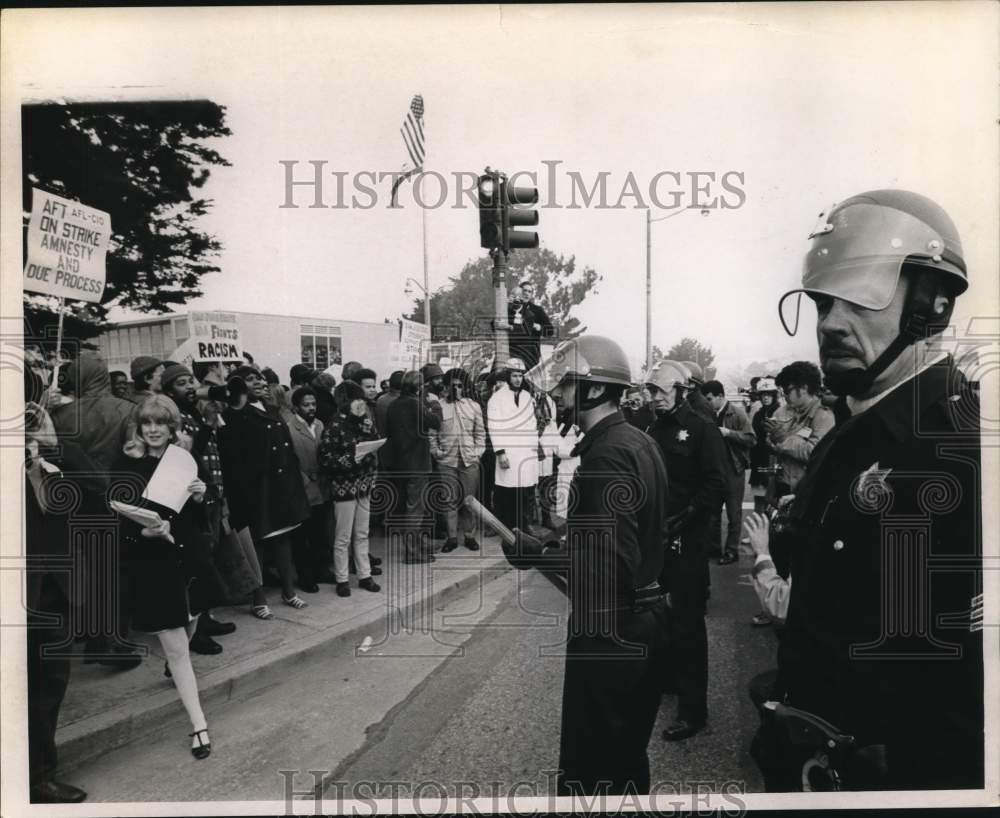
[{"x1": 1, "y1": 3, "x2": 997, "y2": 815}]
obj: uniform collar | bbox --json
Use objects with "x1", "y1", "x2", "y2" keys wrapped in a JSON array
[
  {"x1": 572, "y1": 411, "x2": 625, "y2": 458},
  {"x1": 845, "y1": 350, "x2": 949, "y2": 417}
]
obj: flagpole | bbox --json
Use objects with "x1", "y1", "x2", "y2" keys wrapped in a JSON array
[{"x1": 421, "y1": 200, "x2": 430, "y2": 361}]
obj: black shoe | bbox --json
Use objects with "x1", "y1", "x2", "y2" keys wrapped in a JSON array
[
  {"x1": 718, "y1": 551, "x2": 738, "y2": 566},
  {"x1": 200, "y1": 617, "x2": 236, "y2": 636},
  {"x1": 441, "y1": 538, "x2": 458, "y2": 553},
  {"x1": 463, "y1": 537, "x2": 480, "y2": 551},
  {"x1": 370, "y1": 556, "x2": 382, "y2": 567},
  {"x1": 369, "y1": 566, "x2": 383, "y2": 576},
  {"x1": 359, "y1": 577, "x2": 381, "y2": 592},
  {"x1": 190, "y1": 728, "x2": 211, "y2": 760},
  {"x1": 299, "y1": 582, "x2": 320, "y2": 593},
  {"x1": 85, "y1": 644, "x2": 143, "y2": 670},
  {"x1": 662, "y1": 719, "x2": 705, "y2": 742},
  {"x1": 336, "y1": 582, "x2": 352, "y2": 598},
  {"x1": 189, "y1": 633, "x2": 223, "y2": 655},
  {"x1": 30, "y1": 780, "x2": 87, "y2": 804}
]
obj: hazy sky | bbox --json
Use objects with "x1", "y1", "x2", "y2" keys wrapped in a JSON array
[{"x1": 5, "y1": 3, "x2": 998, "y2": 383}]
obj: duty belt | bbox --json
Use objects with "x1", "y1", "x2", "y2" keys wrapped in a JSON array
[{"x1": 591, "y1": 580, "x2": 666, "y2": 615}]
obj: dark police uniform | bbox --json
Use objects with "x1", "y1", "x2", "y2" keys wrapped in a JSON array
[
  {"x1": 771, "y1": 358, "x2": 983, "y2": 790},
  {"x1": 647, "y1": 402, "x2": 727, "y2": 727},
  {"x1": 515, "y1": 411, "x2": 669, "y2": 795}
]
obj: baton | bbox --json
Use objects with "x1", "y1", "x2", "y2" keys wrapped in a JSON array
[{"x1": 463, "y1": 495, "x2": 568, "y2": 596}]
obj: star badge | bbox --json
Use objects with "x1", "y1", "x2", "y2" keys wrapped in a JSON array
[
  {"x1": 677, "y1": 430, "x2": 689, "y2": 442},
  {"x1": 854, "y1": 461, "x2": 893, "y2": 509}
]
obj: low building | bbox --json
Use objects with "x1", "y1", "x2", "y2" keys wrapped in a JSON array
[{"x1": 95, "y1": 310, "x2": 399, "y2": 382}]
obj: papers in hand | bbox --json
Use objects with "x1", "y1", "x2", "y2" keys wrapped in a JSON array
[
  {"x1": 355, "y1": 438, "x2": 386, "y2": 462},
  {"x1": 142, "y1": 444, "x2": 198, "y2": 512},
  {"x1": 109, "y1": 500, "x2": 165, "y2": 530}
]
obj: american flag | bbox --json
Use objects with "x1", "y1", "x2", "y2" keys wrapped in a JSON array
[{"x1": 400, "y1": 94, "x2": 425, "y2": 169}]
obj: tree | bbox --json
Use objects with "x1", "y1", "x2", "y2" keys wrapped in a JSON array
[
  {"x1": 22, "y1": 100, "x2": 231, "y2": 343},
  {"x1": 665, "y1": 337, "x2": 716, "y2": 380},
  {"x1": 407, "y1": 247, "x2": 601, "y2": 342}
]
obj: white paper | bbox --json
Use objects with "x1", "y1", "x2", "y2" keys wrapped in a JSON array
[
  {"x1": 355, "y1": 438, "x2": 386, "y2": 462},
  {"x1": 109, "y1": 500, "x2": 164, "y2": 530},
  {"x1": 142, "y1": 444, "x2": 198, "y2": 513}
]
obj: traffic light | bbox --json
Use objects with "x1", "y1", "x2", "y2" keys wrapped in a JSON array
[
  {"x1": 478, "y1": 173, "x2": 502, "y2": 249},
  {"x1": 503, "y1": 181, "x2": 539, "y2": 251},
  {"x1": 477, "y1": 171, "x2": 539, "y2": 252}
]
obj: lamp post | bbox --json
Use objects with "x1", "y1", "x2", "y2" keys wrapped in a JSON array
[
  {"x1": 646, "y1": 206, "x2": 710, "y2": 372},
  {"x1": 404, "y1": 276, "x2": 431, "y2": 363}
]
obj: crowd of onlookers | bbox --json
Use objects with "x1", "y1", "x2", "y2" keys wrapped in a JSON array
[{"x1": 22, "y1": 335, "x2": 837, "y2": 801}]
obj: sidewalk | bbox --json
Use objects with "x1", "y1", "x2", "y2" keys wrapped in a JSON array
[{"x1": 55, "y1": 531, "x2": 513, "y2": 772}]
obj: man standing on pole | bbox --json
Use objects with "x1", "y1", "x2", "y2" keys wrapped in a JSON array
[{"x1": 503, "y1": 335, "x2": 669, "y2": 796}]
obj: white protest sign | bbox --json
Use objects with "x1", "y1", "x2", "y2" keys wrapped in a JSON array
[
  {"x1": 399, "y1": 317, "x2": 430, "y2": 364},
  {"x1": 23, "y1": 188, "x2": 111, "y2": 303},
  {"x1": 169, "y1": 312, "x2": 243, "y2": 364}
]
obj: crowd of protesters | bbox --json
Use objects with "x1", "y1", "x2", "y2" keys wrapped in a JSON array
[{"x1": 23, "y1": 328, "x2": 837, "y2": 801}]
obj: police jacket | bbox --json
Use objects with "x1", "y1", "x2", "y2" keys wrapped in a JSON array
[
  {"x1": 529, "y1": 412, "x2": 669, "y2": 627},
  {"x1": 777, "y1": 357, "x2": 983, "y2": 790},
  {"x1": 647, "y1": 403, "x2": 728, "y2": 524}
]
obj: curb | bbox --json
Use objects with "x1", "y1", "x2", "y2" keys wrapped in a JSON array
[{"x1": 56, "y1": 554, "x2": 513, "y2": 772}]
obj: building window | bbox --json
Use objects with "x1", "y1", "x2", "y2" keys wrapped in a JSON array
[{"x1": 300, "y1": 325, "x2": 342, "y2": 370}]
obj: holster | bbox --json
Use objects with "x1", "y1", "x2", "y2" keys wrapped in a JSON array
[{"x1": 752, "y1": 701, "x2": 888, "y2": 791}]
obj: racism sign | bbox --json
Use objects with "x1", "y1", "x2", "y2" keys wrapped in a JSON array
[
  {"x1": 170, "y1": 312, "x2": 244, "y2": 364},
  {"x1": 23, "y1": 188, "x2": 111, "y2": 303}
]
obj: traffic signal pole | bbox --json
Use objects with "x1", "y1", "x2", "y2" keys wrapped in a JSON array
[{"x1": 491, "y1": 247, "x2": 511, "y2": 364}]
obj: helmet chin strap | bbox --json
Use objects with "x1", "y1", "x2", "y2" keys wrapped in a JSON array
[{"x1": 825, "y1": 269, "x2": 939, "y2": 397}]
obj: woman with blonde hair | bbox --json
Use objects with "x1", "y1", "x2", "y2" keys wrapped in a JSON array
[{"x1": 110, "y1": 395, "x2": 223, "y2": 759}]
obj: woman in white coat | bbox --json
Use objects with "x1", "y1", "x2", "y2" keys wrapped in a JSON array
[{"x1": 486, "y1": 358, "x2": 538, "y2": 532}]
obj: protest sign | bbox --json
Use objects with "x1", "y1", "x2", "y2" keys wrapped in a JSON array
[
  {"x1": 399, "y1": 317, "x2": 430, "y2": 364},
  {"x1": 169, "y1": 312, "x2": 244, "y2": 364},
  {"x1": 23, "y1": 188, "x2": 111, "y2": 303}
]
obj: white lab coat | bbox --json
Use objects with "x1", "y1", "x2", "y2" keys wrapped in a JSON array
[{"x1": 487, "y1": 383, "x2": 539, "y2": 489}]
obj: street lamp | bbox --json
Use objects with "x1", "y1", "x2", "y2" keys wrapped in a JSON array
[
  {"x1": 403, "y1": 276, "x2": 432, "y2": 336},
  {"x1": 646, "y1": 206, "x2": 710, "y2": 371}
]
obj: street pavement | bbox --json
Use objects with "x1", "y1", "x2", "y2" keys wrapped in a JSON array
[{"x1": 63, "y1": 525, "x2": 776, "y2": 805}]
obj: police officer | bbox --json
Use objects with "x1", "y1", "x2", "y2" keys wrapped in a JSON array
[
  {"x1": 757, "y1": 189, "x2": 984, "y2": 790},
  {"x1": 679, "y1": 360, "x2": 716, "y2": 422},
  {"x1": 644, "y1": 359, "x2": 727, "y2": 741},
  {"x1": 504, "y1": 335, "x2": 669, "y2": 796}
]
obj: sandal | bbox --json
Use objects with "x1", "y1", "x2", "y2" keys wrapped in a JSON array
[
  {"x1": 281, "y1": 594, "x2": 308, "y2": 609},
  {"x1": 250, "y1": 604, "x2": 274, "y2": 620},
  {"x1": 190, "y1": 728, "x2": 211, "y2": 760}
]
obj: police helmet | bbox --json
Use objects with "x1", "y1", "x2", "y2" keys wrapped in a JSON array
[
  {"x1": 779, "y1": 189, "x2": 968, "y2": 335},
  {"x1": 527, "y1": 335, "x2": 631, "y2": 393},
  {"x1": 644, "y1": 360, "x2": 690, "y2": 395}
]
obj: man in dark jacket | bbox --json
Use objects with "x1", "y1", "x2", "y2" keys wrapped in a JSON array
[
  {"x1": 759, "y1": 190, "x2": 983, "y2": 791},
  {"x1": 24, "y1": 371, "x2": 100, "y2": 802},
  {"x1": 505, "y1": 335, "x2": 669, "y2": 796},
  {"x1": 702, "y1": 379, "x2": 756, "y2": 565},
  {"x1": 645, "y1": 359, "x2": 728, "y2": 741},
  {"x1": 508, "y1": 279, "x2": 554, "y2": 370},
  {"x1": 382, "y1": 370, "x2": 441, "y2": 563},
  {"x1": 50, "y1": 352, "x2": 141, "y2": 668},
  {"x1": 218, "y1": 365, "x2": 311, "y2": 617},
  {"x1": 161, "y1": 363, "x2": 236, "y2": 653}
]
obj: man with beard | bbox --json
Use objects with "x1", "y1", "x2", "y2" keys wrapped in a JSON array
[
  {"x1": 503, "y1": 335, "x2": 669, "y2": 796},
  {"x1": 755, "y1": 190, "x2": 984, "y2": 791},
  {"x1": 161, "y1": 364, "x2": 237, "y2": 654},
  {"x1": 486, "y1": 358, "x2": 538, "y2": 533},
  {"x1": 644, "y1": 359, "x2": 727, "y2": 741}
]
